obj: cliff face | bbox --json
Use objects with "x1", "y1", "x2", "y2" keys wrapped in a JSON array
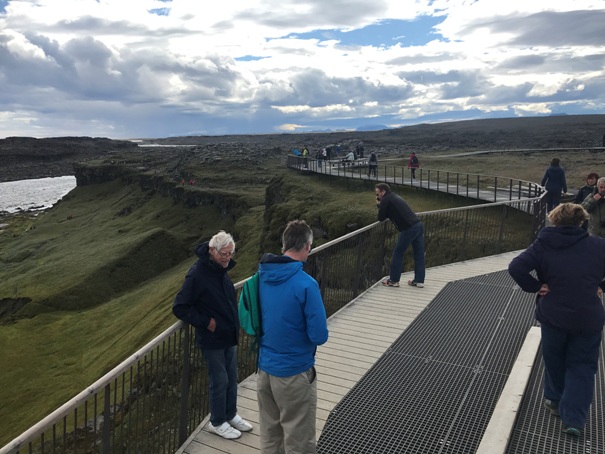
[
  {"x1": 73, "y1": 162, "x2": 251, "y2": 221},
  {"x1": 0, "y1": 137, "x2": 139, "y2": 182}
]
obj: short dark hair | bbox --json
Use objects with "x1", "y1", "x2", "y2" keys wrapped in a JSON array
[
  {"x1": 550, "y1": 158, "x2": 560, "y2": 166},
  {"x1": 282, "y1": 220, "x2": 313, "y2": 253},
  {"x1": 587, "y1": 172, "x2": 599, "y2": 180},
  {"x1": 375, "y1": 183, "x2": 391, "y2": 193}
]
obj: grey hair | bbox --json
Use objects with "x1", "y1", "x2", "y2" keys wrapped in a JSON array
[
  {"x1": 209, "y1": 230, "x2": 235, "y2": 252},
  {"x1": 598, "y1": 177, "x2": 605, "y2": 186}
]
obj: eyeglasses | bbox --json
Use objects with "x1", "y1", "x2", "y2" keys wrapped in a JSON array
[{"x1": 216, "y1": 250, "x2": 234, "y2": 258}]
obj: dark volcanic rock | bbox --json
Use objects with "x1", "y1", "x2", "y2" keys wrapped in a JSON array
[{"x1": 0, "y1": 136, "x2": 139, "y2": 182}]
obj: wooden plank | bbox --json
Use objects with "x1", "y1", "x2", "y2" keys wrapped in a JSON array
[{"x1": 178, "y1": 251, "x2": 521, "y2": 453}]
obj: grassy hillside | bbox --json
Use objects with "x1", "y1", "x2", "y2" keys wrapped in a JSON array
[{"x1": 0, "y1": 159, "x2": 471, "y2": 444}]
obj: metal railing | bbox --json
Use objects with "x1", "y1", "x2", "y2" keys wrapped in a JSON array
[
  {"x1": 1, "y1": 195, "x2": 546, "y2": 454},
  {"x1": 287, "y1": 156, "x2": 544, "y2": 203}
]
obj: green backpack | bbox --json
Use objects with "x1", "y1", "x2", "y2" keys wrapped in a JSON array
[{"x1": 238, "y1": 272, "x2": 262, "y2": 353}]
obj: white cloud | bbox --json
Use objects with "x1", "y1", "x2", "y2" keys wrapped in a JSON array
[{"x1": 0, "y1": 0, "x2": 603, "y2": 137}]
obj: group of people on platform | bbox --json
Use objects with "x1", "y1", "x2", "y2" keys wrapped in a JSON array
[
  {"x1": 171, "y1": 153, "x2": 604, "y2": 452},
  {"x1": 507, "y1": 157, "x2": 605, "y2": 437},
  {"x1": 170, "y1": 179, "x2": 429, "y2": 452}
]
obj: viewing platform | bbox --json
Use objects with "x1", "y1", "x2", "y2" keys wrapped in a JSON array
[{"x1": 177, "y1": 251, "x2": 605, "y2": 453}]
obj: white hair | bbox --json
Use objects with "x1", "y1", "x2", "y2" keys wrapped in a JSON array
[{"x1": 209, "y1": 230, "x2": 235, "y2": 252}]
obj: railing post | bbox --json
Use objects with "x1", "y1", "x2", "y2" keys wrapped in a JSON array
[
  {"x1": 476, "y1": 175, "x2": 480, "y2": 199},
  {"x1": 494, "y1": 176, "x2": 498, "y2": 202},
  {"x1": 178, "y1": 327, "x2": 191, "y2": 446},
  {"x1": 103, "y1": 384, "x2": 111, "y2": 454}
]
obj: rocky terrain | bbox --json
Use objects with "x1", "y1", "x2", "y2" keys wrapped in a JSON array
[{"x1": 1, "y1": 114, "x2": 604, "y2": 183}]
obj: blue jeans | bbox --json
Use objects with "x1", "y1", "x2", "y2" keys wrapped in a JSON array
[
  {"x1": 541, "y1": 323, "x2": 602, "y2": 428},
  {"x1": 390, "y1": 222, "x2": 425, "y2": 284},
  {"x1": 201, "y1": 346, "x2": 238, "y2": 426}
]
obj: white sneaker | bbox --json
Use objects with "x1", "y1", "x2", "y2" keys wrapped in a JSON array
[
  {"x1": 228, "y1": 414, "x2": 253, "y2": 432},
  {"x1": 207, "y1": 421, "x2": 241, "y2": 439}
]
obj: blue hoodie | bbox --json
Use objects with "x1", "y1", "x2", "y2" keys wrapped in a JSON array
[
  {"x1": 508, "y1": 226, "x2": 605, "y2": 332},
  {"x1": 258, "y1": 253, "x2": 329, "y2": 377}
]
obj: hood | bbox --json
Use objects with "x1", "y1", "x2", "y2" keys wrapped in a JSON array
[
  {"x1": 194, "y1": 241, "x2": 236, "y2": 272},
  {"x1": 536, "y1": 226, "x2": 588, "y2": 250},
  {"x1": 259, "y1": 253, "x2": 303, "y2": 285}
]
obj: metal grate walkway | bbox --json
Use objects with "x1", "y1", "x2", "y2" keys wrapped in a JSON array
[
  {"x1": 177, "y1": 251, "x2": 605, "y2": 453},
  {"x1": 317, "y1": 271, "x2": 537, "y2": 453}
]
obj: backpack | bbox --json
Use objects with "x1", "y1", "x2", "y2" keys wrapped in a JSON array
[{"x1": 238, "y1": 272, "x2": 262, "y2": 361}]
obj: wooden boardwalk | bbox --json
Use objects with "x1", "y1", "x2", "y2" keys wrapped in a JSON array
[{"x1": 177, "y1": 251, "x2": 521, "y2": 454}]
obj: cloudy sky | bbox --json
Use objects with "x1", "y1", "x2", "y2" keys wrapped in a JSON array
[{"x1": 1, "y1": 0, "x2": 604, "y2": 139}]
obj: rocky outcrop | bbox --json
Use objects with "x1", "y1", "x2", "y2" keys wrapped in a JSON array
[{"x1": 0, "y1": 137, "x2": 139, "y2": 182}]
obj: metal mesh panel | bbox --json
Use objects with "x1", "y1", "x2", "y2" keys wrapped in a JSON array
[
  {"x1": 318, "y1": 270, "x2": 536, "y2": 454},
  {"x1": 506, "y1": 340, "x2": 605, "y2": 454}
]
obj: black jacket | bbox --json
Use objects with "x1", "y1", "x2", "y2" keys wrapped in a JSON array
[
  {"x1": 173, "y1": 242, "x2": 239, "y2": 349},
  {"x1": 377, "y1": 191, "x2": 420, "y2": 231}
]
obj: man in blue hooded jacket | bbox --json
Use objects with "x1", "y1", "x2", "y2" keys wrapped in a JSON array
[
  {"x1": 173, "y1": 230, "x2": 252, "y2": 440},
  {"x1": 257, "y1": 220, "x2": 329, "y2": 454}
]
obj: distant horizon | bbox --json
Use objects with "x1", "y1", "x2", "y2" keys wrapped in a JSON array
[{"x1": 4, "y1": 112, "x2": 604, "y2": 141}]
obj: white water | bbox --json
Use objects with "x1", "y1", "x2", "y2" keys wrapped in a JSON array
[{"x1": 0, "y1": 176, "x2": 77, "y2": 213}]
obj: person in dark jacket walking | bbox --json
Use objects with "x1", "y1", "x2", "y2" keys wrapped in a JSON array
[
  {"x1": 508, "y1": 203, "x2": 605, "y2": 436},
  {"x1": 173, "y1": 231, "x2": 253, "y2": 440},
  {"x1": 375, "y1": 183, "x2": 425, "y2": 288},
  {"x1": 541, "y1": 158, "x2": 567, "y2": 213}
]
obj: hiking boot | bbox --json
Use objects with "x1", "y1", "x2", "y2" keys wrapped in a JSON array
[
  {"x1": 382, "y1": 279, "x2": 400, "y2": 287},
  {"x1": 228, "y1": 414, "x2": 253, "y2": 432},
  {"x1": 544, "y1": 399, "x2": 559, "y2": 416},
  {"x1": 408, "y1": 280, "x2": 424, "y2": 288},
  {"x1": 562, "y1": 425, "x2": 581, "y2": 436},
  {"x1": 208, "y1": 422, "x2": 241, "y2": 439}
]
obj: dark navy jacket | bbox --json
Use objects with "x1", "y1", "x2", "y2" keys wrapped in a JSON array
[
  {"x1": 508, "y1": 226, "x2": 605, "y2": 332},
  {"x1": 541, "y1": 165, "x2": 567, "y2": 193},
  {"x1": 377, "y1": 191, "x2": 420, "y2": 231},
  {"x1": 173, "y1": 242, "x2": 239, "y2": 349}
]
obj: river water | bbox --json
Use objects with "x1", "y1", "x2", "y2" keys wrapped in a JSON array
[{"x1": 0, "y1": 176, "x2": 77, "y2": 213}]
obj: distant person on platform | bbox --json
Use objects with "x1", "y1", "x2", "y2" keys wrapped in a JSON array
[
  {"x1": 407, "y1": 152, "x2": 420, "y2": 180},
  {"x1": 375, "y1": 183, "x2": 425, "y2": 288},
  {"x1": 582, "y1": 176, "x2": 605, "y2": 238},
  {"x1": 172, "y1": 231, "x2": 253, "y2": 440},
  {"x1": 356, "y1": 141, "x2": 365, "y2": 159},
  {"x1": 342, "y1": 150, "x2": 355, "y2": 165},
  {"x1": 508, "y1": 203, "x2": 605, "y2": 437},
  {"x1": 368, "y1": 151, "x2": 378, "y2": 177},
  {"x1": 541, "y1": 158, "x2": 567, "y2": 213},
  {"x1": 257, "y1": 220, "x2": 329, "y2": 454}
]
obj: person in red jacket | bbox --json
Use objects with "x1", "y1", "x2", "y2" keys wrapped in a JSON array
[{"x1": 407, "y1": 152, "x2": 420, "y2": 179}]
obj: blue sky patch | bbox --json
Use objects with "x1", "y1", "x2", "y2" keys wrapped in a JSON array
[
  {"x1": 279, "y1": 17, "x2": 444, "y2": 48},
  {"x1": 235, "y1": 55, "x2": 268, "y2": 62},
  {"x1": 0, "y1": 0, "x2": 8, "y2": 14},
  {"x1": 149, "y1": 7, "x2": 170, "y2": 16}
]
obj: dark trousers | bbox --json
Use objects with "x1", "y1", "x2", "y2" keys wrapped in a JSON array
[
  {"x1": 390, "y1": 222, "x2": 425, "y2": 284},
  {"x1": 544, "y1": 191, "x2": 562, "y2": 212},
  {"x1": 202, "y1": 345, "x2": 238, "y2": 426},
  {"x1": 541, "y1": 323, "x2": 602, "y2": 428}
]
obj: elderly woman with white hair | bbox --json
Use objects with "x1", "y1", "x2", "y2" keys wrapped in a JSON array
[{"x1": 509, "y1": 203, "x2": 605, "y2": 436}]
